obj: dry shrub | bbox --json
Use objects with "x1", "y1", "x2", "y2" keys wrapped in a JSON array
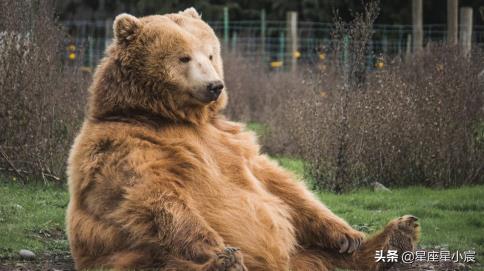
[
  {"x1": 224, "y1": 46, "x2": 483, "y2": 192},
  {"x1": 224, "y1": 1, "x2": 482, "y2": 192},
  {"x1": 0, "y1": 0, "x2": 88, "y2": 183}
]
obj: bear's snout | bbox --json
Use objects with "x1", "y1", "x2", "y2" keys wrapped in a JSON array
[{"x1": 206, "y1": 81, "x2": 224, "y2": 101}]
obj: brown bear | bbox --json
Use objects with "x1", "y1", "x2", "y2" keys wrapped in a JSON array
[{"x1": 66, "y1": 8, "x2": 419, "y2": 271}]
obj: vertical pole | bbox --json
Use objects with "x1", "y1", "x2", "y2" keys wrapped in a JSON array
[
  {"x1": 279, "y1": 31, "x2": 285, "y2": 64},
  {"x1": 223, "y1": 6, "x2": 229, "y2": 46},
  {"x1": 260, "y1": 9, "x2": 266, "y2": 59},
  {"x1": 104, "y1": 19, "x2": 112, "y2": 50},
  {"x1": 231, "y1": 31, "x2": 237, "y2": 52},
  {"x1": 398, "y1": 26, "x2": 403, "y2": 55},
  {"x1": 447, "y1": 0, "x2": 458, "y2": 45},
  {"x1": 406, "y1": 34, "x2": 412, "y2": 58},
  {"x1": 286, "y1": 11, "x2": 298, "y2": 72},
  {"x1": 88, "y1": 36, "x2": 94, "y2": 68},
  {"x1": 382, "y1": 35, "x2": 388, "y2": 55},
  {"x1": 412, "y1": 0, "x2": 423, "y2": 52},
  {"x1": 459, "y1": 7, "x2": 473, "y2": 56}
]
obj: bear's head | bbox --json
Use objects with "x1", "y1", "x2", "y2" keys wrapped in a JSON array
[{"x1": 88, "y1": 8, "x2": 227, "y2": 125}]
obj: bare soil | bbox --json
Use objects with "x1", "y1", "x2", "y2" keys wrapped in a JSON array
[{"x1": 0, "y1": 252, "x2": 478, "y2": 271}]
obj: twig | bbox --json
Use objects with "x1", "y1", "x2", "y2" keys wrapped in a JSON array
[
  {"x1": 0, "y1": 146, "x2": 26, "y2": 183},
  {"x1": 0, "y1": 166, "x2": 61, "y2": 182}
]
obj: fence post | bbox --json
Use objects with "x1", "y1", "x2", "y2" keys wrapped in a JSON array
[
  {"x1": 88, "y1": 36, "x2": 94, "y2": 68},
  {"x1": 459, "y1": 7, "x2": 473, "y2": 56},
  {"x1": 405, "y1": 33, "x2": 412, "y2": 58},
  {"x1": 412, "y1": 0, "x2": 423, "y2": 52},
  {"x1": 104, "y1": 19, "x2": 112, "y2": 49},
  {"x1": 279, "y1": 31, "x2": 285, "y2": 64},
  {"x1": 231, "y1": 31, "x2": 237, "y2": 52},
  {"x1": 223, "y1": 6, "x2": 229, "y2": 46},
  {"x1": 447, "y1": 0, "x2": 458, "y2": 45},
  {"x1": 286, "y1": 11, "x2": 298, "y2": 72},
  {"x1": 260, "y1": 9, "x2": 266, "y2": 59},
  {"x1": 382, "y1": 35, "x2": 388, "y2": 55}
]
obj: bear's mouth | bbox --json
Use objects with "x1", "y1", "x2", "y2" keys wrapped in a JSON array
[
  {"x1": 190, "y1": 86, "x2": 223, "y2": 104},
  {"x1": 189, "y1": 90, "x2": 221, "y2": 105}
]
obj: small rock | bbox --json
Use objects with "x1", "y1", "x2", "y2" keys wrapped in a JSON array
[
  {"x1": 19, "y1": 249, "x2": 35, "y2": 259},
  {"x1": 371, "y1": 181, "x2": 392, "y2": 192}
]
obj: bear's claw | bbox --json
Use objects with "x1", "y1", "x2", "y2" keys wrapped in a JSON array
[
  {"x1": 387, "y1": 214, "x2": 420, "y2": 252},
  {"x1": 214, "y1": 247, "x2": 247, "y2": 271}
]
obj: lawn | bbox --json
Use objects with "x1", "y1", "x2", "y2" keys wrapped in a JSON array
[
  {"x1": 0, "y1": 165, "x2": 483, "y2": 264},
  {"x1": 0, "y1": 180, "x2": 69, "y2": 258},
  {"x1": 274, "y1": 157, "x2": 484, "y2": 256}
]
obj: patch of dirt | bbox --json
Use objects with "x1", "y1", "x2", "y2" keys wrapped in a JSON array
[
  {"x1": 31, "y1": 228, "x2": 65, "y2": 242},
  {"x1": 0, "y1": 251, "x2": 479, "y2": 270},
  {"x1": 389, "y1": 261, "x2": 477, "y2": 271},
  {"x1": 0, "y1": 252, "x2": 74, "y2": 271}
]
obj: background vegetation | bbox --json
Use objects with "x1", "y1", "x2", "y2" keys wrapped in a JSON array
[
  {"x1": 57, "y1": 0, "x2": 484, "y2": 25},
  {"x1": 0, "y1": 1, "x2": 88, "y2": 184},
  {"x1": 0, "y1": 1, "x2": 483, "y2": 269},
  {"x1": 1, "y1": 0, "x2": 483, "y2": 191}
]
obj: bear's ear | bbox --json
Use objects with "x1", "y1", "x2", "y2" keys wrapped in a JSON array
[
  {"x1": 113, "y1": 13, "x2": 141, "y2": 44},
  {"x1": 180, "y1": 7, "x2": 202, "y2": 19}
]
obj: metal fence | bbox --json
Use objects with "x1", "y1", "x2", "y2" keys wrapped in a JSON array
[{"x1": 62, "y1": 19, "x2": 484, "y2": 68}]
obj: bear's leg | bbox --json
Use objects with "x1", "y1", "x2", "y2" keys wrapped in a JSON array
[
  {"x1": 100, "y1": 184, "x2": 247, "y2": 271},
  {"x1": 316, "y1": 215, "x2": 420, "y2": 271},
  {"x1": 97, "y1": 250, "x2": 154, "y2": 269},
  {"x1": 251, "y1": 155, "x2": 365, "y2": 252},
  {"x1": 90, "y1": 247, "x2": 247, "y2": 271}
]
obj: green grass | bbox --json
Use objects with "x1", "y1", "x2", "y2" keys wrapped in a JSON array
[
  {"x1": 246, "y1": 122, "x2": 269, "y2": 137},
  {"x1": 0, "y1": 180, "x2": 69, "y2": 257},
  {"x1": 271, "y1": 156, "x2": 484, "y2": 255},
  {"x1": 317, "y1": 186, "x2": 484, "y2": 254},
  {"x1": 274, "y1": 156, "x2": 305, "y2": 177},
  {"x1": 0, "y1": 173, "x2": 483, "y2": 261}
]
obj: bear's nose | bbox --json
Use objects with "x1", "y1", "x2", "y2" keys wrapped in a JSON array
[{"x1": 206, "y1": 81, "x2": 224, "y2": 101}]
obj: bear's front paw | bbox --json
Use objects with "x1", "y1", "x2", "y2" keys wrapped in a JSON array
[
  {"x1": 328, "y1": 227, "x2": 366, "y2": 254},
  {"x1": 214, "y1": 247, "x2": 247, "y2": 271}
]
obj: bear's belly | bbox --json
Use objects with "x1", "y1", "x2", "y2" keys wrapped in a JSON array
[{"x1": 190, "y1": 165, "x2": 297, "y2": 270}]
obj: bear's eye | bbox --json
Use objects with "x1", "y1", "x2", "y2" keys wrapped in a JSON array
[
  {"x1": 209, "y1": 55, "x2": 213, "y2": 61},
  {"x1": 179, "y1": 56, "x2": 191, "y2": 63}
]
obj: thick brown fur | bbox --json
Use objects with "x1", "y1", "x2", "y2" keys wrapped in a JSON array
[{"x1": 66, "y1": 8, "x2": 419, "y2": 271}]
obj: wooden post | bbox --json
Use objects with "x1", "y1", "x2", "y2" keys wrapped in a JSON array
[
  {"x1": 231, "y1": 31, "x2": 237, "y2": 52},
  {"x1": 412, "y1": 0, "x2": 423, "y2": 52},
  {"x1": 279, "y1": 31, "x2": 285, "y2": 63},
  {"x1": 406, "y1": 34, "x2": 412, "y2": 58},
  {"x1": 104, "y1": 19, "x2": 112, "y2": 49},
  {"x1": 459, "y1": 7, "x2": 473, "y2": 56},
  {"x1": 286, "y1": 11, "x2": 298, "y2": 72},
  {"x1": 88, "y1": 36, "x2": 94, "y2": 68},
  {"x1": 223, "y1": 7, "x2": 229, "y2": 46},
  {"x1": 447, "y1": 0, "x2": 458, "y2": 45},
  {"x1": 382, "y1": 35, "x2": 388, "y2": 55},
  {"x1": 260, "y1": 9, "x2": 266, "y2": 58}
]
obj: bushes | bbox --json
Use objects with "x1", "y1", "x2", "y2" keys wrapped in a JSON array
[
  {"x1": 224, "y1": 1, "x2": 482, "y2": 192},
  {"x1": 0, "y1": 1, "x2": 88, "y2": 183},
  {"x1": 0, "y1": 1, "x2": 482, "y2": 190},
  {"x1": 224, "y1": 46, "x2": 484, "y2": 191}
]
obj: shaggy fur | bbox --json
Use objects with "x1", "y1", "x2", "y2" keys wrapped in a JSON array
[{"x1": 66, "y1": 8, "x2": 419, "y2": 271}]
